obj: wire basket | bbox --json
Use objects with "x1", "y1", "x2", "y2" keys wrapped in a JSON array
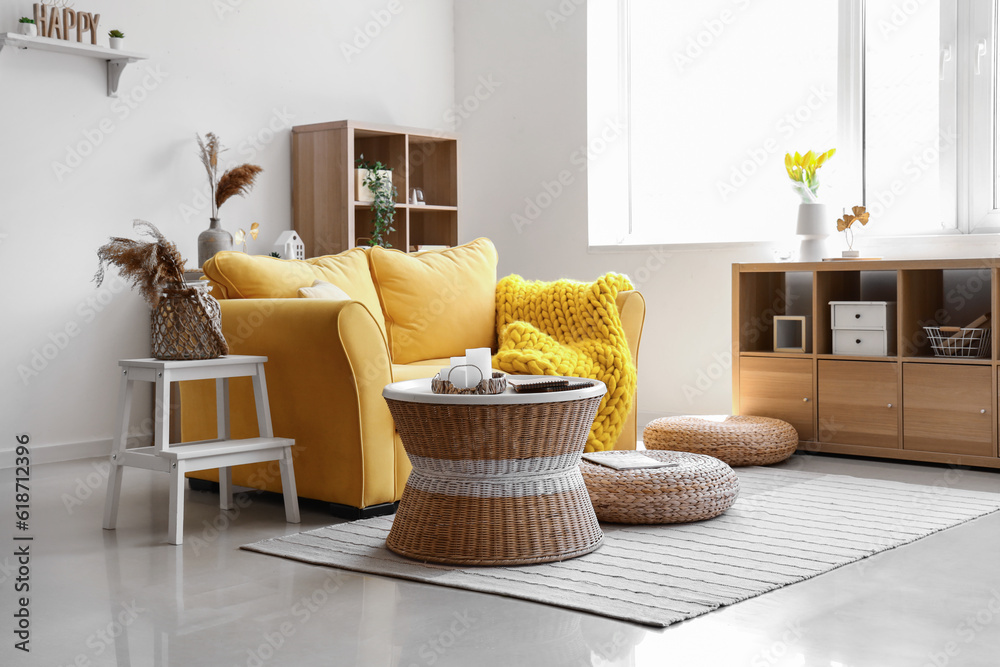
[{"x1": 924, "y1": 326, "x2": 991, "y2": 358}]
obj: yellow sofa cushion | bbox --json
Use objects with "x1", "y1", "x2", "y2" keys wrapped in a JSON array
[
  {"x1": 203, "y1": 249, "x2": 386, "y2": 338},
  {"x1": 369, "y1": 238, "x2": 498, "y2": 364}
]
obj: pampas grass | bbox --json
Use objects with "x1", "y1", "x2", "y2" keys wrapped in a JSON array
[
  {"x1": 216, "y1": 164, "x2": 263, "y2": 210},
  {"x1": 94, "y1": 220, "x2": 187, "y2": 309},
  {"x1": 196, "y1": 132, "x2": 263, "y2": 218}
]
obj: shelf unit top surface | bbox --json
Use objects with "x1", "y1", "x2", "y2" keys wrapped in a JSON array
[
  {"x1": 736, "y1": 258, "x2": 1000, "y2": 272},
  {"x1": 291, "y1": 119, "x2": 458, "y2": 140}
]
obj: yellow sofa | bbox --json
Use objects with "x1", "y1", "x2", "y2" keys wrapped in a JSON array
[{"x1": 180, "y1": 238, "x2": 645, "y2": 518}]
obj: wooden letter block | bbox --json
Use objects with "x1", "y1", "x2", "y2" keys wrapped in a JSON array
[
  {"x1": 77, "y1": 13, "x2": 91, "y2": 43},
  {"x1": 32, "y1": 3, "x2": 48, "y2": 36},
  {"x1": 62, "y1": 9, "x2": 77, "y2": 41},
  {"x1": 47, "y1": 7, "x2": 62, "y2": 39},
  {"x1": 89, "y1": 13, "x2": 101, "y2": 45}
]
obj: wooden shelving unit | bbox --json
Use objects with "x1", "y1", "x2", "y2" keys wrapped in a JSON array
[
  {"x1": 733, "y1": 258, "x2": 1000, "y2": 469},
  {"x1": 0, "y1": 33, "x2": 148, "y2": 97},
  {"x1": 291, "y1": 120, "x2": 459, "y2": 257}
]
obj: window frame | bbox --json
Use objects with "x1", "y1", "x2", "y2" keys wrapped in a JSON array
[{"x1": 591, "y1": 0, "x2": 1000, "y2": 247}]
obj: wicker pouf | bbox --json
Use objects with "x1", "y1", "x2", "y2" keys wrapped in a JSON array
[
  {"x1": 643, "y1": 415, "x2": 798, "y2": 466},
  {"x1": 580, "y1": 450, "x2": 739, "y2": 524}
]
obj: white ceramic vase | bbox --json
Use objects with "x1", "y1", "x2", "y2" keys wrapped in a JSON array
[
  {"x1": 110, "y1": 37, "x2": 124, "y2": 50},
  {"x1": 796, "y1": 203, "x2": 830, "y2": 262},
  {"x1": 18, "y1": 23, "x2": 37, "y2": 36}
]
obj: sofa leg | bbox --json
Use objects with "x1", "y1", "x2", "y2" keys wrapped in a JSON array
[
  {"x1": 329, "y1": 501, "x2": 399, "y2": 520},
  {"x1": 188, "y1": 478, "x2": 220, "y2": 493}
]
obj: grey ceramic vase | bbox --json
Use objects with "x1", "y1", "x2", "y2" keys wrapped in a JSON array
[{"x1": 197, "y1": 218, "x2": 232, "y2": 268}]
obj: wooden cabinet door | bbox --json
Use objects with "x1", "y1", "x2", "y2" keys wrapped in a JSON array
[
  {"x1": 818, "y1": 361, "x2": 899, "y2": 448},
  {"x1": 739, "y1": 357, "x2": 814, "y2": 441},
  {"x1": 903, "y1": 364, "x2": 994, "y2": 457}
]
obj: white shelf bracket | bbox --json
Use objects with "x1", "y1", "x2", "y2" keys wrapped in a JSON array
[{"x1": 107, "y1": 59, "x2": 133, "y2": 98}]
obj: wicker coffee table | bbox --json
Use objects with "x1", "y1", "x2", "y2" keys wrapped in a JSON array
[
  {"x1": 580, "y1": 450, "x2": 739, "y2": 524},
  {"x1": 382, "y1": 376, "x2": 607, "y2": 566}
]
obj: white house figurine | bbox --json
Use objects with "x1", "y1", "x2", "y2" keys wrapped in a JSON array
[{"x1": 274, "y1": 231, "x2": 305, "y2": 260}]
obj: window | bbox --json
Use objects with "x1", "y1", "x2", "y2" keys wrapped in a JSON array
[{"x1": 589, "y1": 0, "x2": 1000, "y2": 246}]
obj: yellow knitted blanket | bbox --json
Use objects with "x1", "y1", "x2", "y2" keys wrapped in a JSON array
[{"x1": 494, "y1": 273, "x2": 636, "y2": 452}]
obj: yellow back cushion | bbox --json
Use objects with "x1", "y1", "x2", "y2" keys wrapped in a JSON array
[
  {"x1": 203, "y1": 249, "x2": 386, "y2": 337},
  {"x1": 369, "y1": 238, "x2": 498, "y2": 364}
]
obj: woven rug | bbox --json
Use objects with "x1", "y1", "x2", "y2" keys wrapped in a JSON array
[{"x1": 242, "y1": 467, "x2": 1000, "y2": 627}]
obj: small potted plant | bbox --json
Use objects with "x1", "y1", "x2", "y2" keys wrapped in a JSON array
[
  {"x1": 18, "y1": 17, "x2": 36, "y2": 37},
  {"x1": 355, "y1": 155, "x2": 396, "y2": 247},
  {"x1": 355, "y1": 154, "x2": 393, "y2": 203},
  {"x1": 108, "y1": 29, "x2": 125, "y2": 49}
]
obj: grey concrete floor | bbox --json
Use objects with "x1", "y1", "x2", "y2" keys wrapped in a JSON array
[{"x1": 1, "y1": 453, "x2": 999, "y2": 667}]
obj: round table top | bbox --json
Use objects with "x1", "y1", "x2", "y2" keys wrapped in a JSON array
[{"x1": 383, "y1": 375, "x2": 607, "y2": 405}]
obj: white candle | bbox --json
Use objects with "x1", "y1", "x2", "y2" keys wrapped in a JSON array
[
  {"x1": 448, "y1": 356, "x2": 471, "y2": 389},
  {"x1": 466, "y1": 347, "x2": 492, "y2": 388}
]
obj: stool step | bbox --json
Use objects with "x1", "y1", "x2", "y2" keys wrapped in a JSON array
[{"x1": 163, "y1": 437, "x2": 294, "y2": 461}]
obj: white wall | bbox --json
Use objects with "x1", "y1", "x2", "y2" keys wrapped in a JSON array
[
  {"x1": 453, "y1": 0, "x2": 1000, "y2": 425},
  {"x1": 0, "y1": 0, "x2": 455, "y2": 461}
]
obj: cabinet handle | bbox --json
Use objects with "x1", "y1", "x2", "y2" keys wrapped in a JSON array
[
  {"x1": 855, "y1": 313, "x2": 861, "y2": 319},
  {"x1": 856, "y1": 339, "x2": 862, "y2": 344},
  {"x1": 803, "y1": 397, "x2": 810, "y2": 402},
  {"x1": 981, "y1": 409, "x2": 987, "y2": 414},
  {"x1": 887, "y1": 403, "x2": 893, "y2": 408}
]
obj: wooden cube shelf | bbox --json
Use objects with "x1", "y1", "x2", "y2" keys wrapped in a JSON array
[
  {"x1": 291, "y1": 120, "x2": 459, "y2": 258},
  {"x1": 733, "y1": 258, "x2": 1000, "y2": 469}
]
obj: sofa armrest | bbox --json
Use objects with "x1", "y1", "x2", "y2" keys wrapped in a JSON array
[
  {"x1": 616, "y1": 290, "x2": 645, "y2": 366},
  {"x1": 614, "y1": 290, "x2": 646, "y2": 450},
  {"x1": 180, "y1": 298, "x2": 406, "y2": 508}
]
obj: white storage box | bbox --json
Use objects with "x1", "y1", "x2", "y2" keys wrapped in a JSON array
[{"x1": 830, "y1": 301, "x2": 896, "y2": 356}]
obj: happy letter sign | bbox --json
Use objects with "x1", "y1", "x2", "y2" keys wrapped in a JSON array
[{"x1": 32, "y1": 3, "x2": 101, "y2": 46}]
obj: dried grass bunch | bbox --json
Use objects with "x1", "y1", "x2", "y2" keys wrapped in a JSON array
[
  {"x1": 196, "y1": 132, "x2": 263, "y2": 218},
  {"x1": 94, "y1": 220, "x2": 187, "y2": 308}
]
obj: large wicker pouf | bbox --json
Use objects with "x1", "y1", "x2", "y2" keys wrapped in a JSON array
[
  {"x1": 580, "y1": 450, "x2": 739, "y2": 524},
  {"x1": 643, "y1": 415, "x2": 798, "y2": 466}
]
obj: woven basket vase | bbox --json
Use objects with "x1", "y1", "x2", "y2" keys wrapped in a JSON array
[{"x1": 150, "y1": 286, "x2": 229, "y2": 360}]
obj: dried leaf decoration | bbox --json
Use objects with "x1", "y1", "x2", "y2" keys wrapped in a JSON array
[
  {"x1": 235, "y1": 222, "x2": 261, "y2": 252},
  {"x1": 836, "y1": 205, "x2": 870, "y2": 232},
  {"x1": 196, "y1": 132, "x2": 221, "y2": 190},
  {"x1": 216, "y1": 164, "x2": 263, "y2": 210},
  {"x1": 94, "y1": 220, "x2": 187, "y2": 309},
  {"x1": 196, "y1": 132, "x2": 263, "y2": 218}
]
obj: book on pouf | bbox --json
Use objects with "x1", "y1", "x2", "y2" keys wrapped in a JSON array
[{"x1": 581, "y1": 451, "x2": 678, "y2": 471}]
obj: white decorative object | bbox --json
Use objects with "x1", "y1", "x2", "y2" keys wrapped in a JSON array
[
  {"x1": 448, "y1": 356, "x2": 473, "y2": 389},
  {"x1": 18, "y1": 22, "x2": 37, "y2": 37},
  {"x1": 273, "y1": 230, "x2": 305, "y2": 260},
  {"x1": 109, "y1": 36, "x2": 123, "y2": 49},
  {"x1": 102, "y1": 355, "x2": 300, "y2": 545},
  {"x1": 796, "y1": 203, "x2": 830, "y2": 262},
  {"x1": 466, "y1": 348, "x2": 492, "y2": 389}
]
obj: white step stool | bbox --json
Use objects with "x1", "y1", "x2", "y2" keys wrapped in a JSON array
[{"x1": 102, "y1": 355, "x2": 299, "y2": 545}]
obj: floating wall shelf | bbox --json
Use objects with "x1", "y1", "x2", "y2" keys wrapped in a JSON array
[{"x1": 0, "y1": 33, "x2": 148, "y2": 97}]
